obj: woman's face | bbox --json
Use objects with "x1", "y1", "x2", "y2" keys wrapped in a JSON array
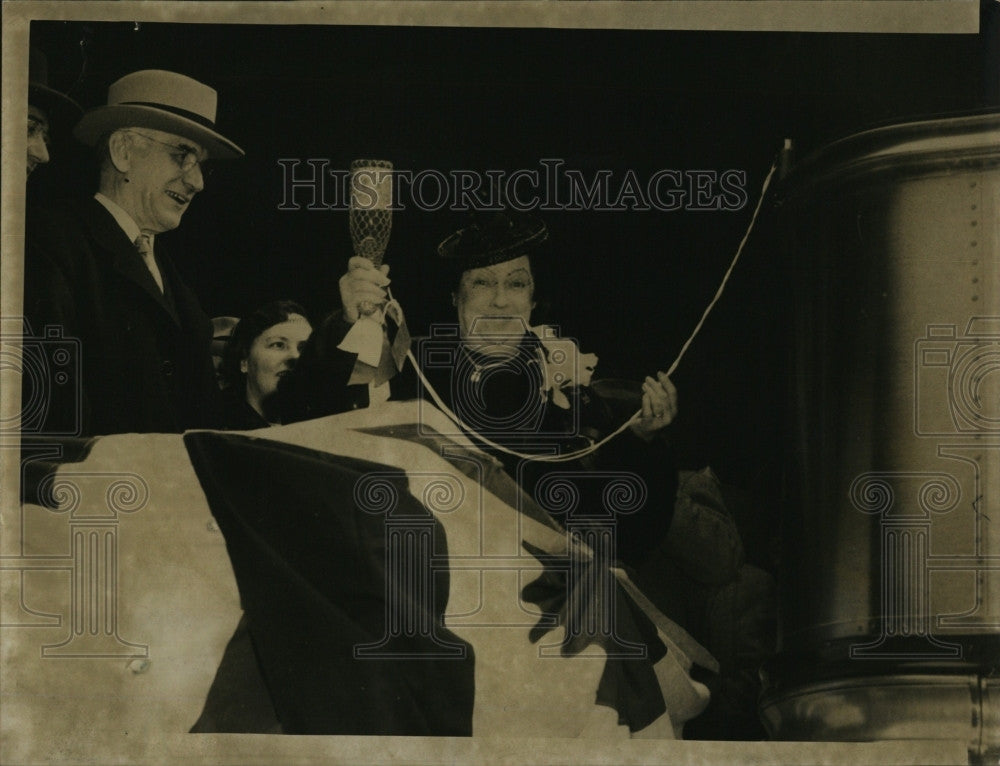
[
  {"x1": 241, "y1": 314, "x2": 312, "y2": 409},
  {"x1": 453, "y1": 255, "x2": 536, "y2": 355}
]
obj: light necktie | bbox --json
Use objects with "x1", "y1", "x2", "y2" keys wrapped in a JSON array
[{"x1": 134, "y1": 234, "x2": 164, "y2": 293}]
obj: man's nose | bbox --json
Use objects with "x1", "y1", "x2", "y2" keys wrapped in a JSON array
[
  {"x1": 28, "y1": 136, "x2": 50, "y2": 165},
  {"x1": 182, "y1": 163, "x2": 205, "y2": 192}
]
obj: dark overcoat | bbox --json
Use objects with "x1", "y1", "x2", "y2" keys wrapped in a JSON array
[{"x1": 24, "y1": 197, "x2": 220, "y2": 436}]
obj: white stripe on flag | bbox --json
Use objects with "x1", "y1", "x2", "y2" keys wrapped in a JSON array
[{"x1": 4, "y1": 401, "x2": 715, "y2": 754}]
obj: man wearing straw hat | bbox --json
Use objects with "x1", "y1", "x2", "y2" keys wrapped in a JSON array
[
  {"x1": 25, "y1": 69, "x2": 244, "y2": 436},
  {"x1": 26, "y1": 47, "x2": 82, "y2": 179}
]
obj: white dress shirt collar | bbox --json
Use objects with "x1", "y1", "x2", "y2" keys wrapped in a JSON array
[{"x1": 94, "y1": 193, "x2": 154, "y2": 249}]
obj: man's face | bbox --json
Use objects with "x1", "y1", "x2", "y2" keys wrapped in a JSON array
[
  {"x1": 26, "y1": 105, "x2": 51, "y2": 177},
  {"x1": 454, "y1": 255, "x2": 536, "y2": 355},
  {"x1": 117, "y1": 128, "x2": 207, "y2": 233}
]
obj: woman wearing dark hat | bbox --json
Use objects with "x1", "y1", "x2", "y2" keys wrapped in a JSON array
[
  {"x1": 308, "y1": 210, "x2": 681, "y2": 565},
  {"x1": 192, "y1": 213, "x2": 684, "y2": 735}
]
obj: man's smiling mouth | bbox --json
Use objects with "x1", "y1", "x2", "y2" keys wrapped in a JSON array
[{"x1": 166, "y1": 191, "x2": 190, "y2": 205}]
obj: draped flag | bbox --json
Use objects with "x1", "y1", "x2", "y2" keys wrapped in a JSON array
[{"x1": 3, "y1": 402, "x2": 714, "y2": 758}]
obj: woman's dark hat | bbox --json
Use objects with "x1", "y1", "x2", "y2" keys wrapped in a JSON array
[
  {"x1": 74, "y1": 69, "x2": 244, "y2": 158},
  {"x1": 28, "y1": 48, "x2": 83, "y2": 129},
  {"x1": 437, "y1": 211, "x2": 548, "y2": 269}
]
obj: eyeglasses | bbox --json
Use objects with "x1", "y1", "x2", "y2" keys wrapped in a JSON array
[
  {"x1": 27, "y1": 117, "x2": 51, "y2": 147},
  {"x1": 126, "y1": 130, "x2": 213, "y2": 178},
  {"x1": 465, "y1": 275, "x2": 534, "y2": 296}
]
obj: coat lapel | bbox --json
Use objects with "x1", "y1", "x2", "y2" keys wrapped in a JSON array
[{"x1": 85, "y1": 199, "x2": 182, "y2": 327}]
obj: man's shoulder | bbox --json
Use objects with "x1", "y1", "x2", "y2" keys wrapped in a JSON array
[
  {"x1": 28, "y1": 196, "x2": 104, "y2": 241},
  {"x1": 29, "y1": 195, "x2": 99, "y2": 223},
  {"x1": 27, "y1": 197, "x2": 118, "y2": 267}
]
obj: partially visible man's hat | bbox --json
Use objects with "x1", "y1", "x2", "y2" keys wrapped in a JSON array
[
  {"x1": 74, "y1": 69, "x2": 244, "y2": 158},
  {"x1": 437, "y1": 210, "x2": 548, "y2": 269},
  {"x1": 29, "y1": 47, "x2": 83, "y2": 128}
]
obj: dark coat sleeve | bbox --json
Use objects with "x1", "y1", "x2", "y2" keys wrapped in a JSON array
[
  {"x1": 268, "y1": 310, "x2": 367, "y2": 423},
  {"x1": 269, "y1": 308, "x2": 421, "y2": 424}
]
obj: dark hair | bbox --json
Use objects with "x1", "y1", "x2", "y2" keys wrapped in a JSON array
[{"x1": 219, "y1": 300, "x2": 310, "y2": 391}]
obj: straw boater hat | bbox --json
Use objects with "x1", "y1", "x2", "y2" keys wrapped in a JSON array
[
  {"x1": 74, "y1": 69, "x2": 243, "y2": 158},
  {"x1": 28, "y1": 47, "x2": 82, "y2": 130}
]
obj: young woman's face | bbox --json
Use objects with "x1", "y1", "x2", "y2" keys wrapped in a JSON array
[
  {"x1": 242, "y1": 314, "x2": 312, "y2": 409},
  {"x1": 453, "y1": 255, "x2": 536, "y2": 355}
]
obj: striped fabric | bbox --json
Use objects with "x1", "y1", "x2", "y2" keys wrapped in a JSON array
[{"x1": 3, "y1": 402, "x2": 713, "y2": 750}]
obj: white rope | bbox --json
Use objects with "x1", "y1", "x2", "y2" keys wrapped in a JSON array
[
  {"x1": 404, "y1": 157, "x2": 780, "y2": 463},
  {"x1": 407, "y1": 346, "x2": 588, "y2": 463},
  {"x1": 663, "y1": 160, "x2": 779, "y2": 379}
]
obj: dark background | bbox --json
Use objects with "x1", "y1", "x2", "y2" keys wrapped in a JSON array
[{"x1": 27, "y1": 11, "x2": 999, "y2": 558}]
